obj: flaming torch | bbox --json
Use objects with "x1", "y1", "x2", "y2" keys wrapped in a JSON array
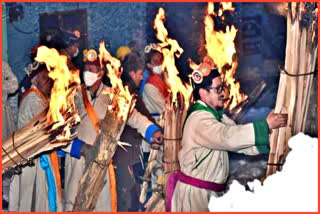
[
  {"x1": 190, "y1": 2, "x2": 247, "y2": 114},
  {"x1": 72, "y1": 41, "x2": 136, "y2": 212},
  {"x1": 2, "y1": 46, "x2": 80, "y2": 173},
  {"x1": 141, "y1": 8, "x2": 193, "y2": 212}
]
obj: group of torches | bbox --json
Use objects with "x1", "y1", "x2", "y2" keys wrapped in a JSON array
[{"x1": 5, "y1": 1, "x2": 315, "y2": 212}]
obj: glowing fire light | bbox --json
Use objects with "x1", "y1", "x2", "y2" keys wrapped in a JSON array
[
  {"x1": 98, "y1": 41, "x2": 135, "y2": 122},
  {"x1": 204, "y1": 2, "x2": 247, "y2": 110},
  {"x1": 153, "y1": 7, "x2": 193, "y2": 109},
  {"x1": 35, "y1": 46, "x2": 80, "y2": 140}
]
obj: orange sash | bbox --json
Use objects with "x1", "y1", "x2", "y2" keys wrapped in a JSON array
[
  {"x1": 19, "y1": 87, "x2": 49, "y2": 105},
  {"x1": 108, "y1": 159, "x2": 117, "y2": 212},
  {"x1": 81, "y1": 85, "x2": 100, "y2": 133}
]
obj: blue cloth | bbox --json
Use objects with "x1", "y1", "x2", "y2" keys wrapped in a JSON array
[
  {"x1": 138, "y1": 69, "x2": 149, "y2": 95},
  {"x1": 56, "y1": 149, "x2": 66, "y2": 157},
  {"x1": 70, "y1": 138, "x2": 84, "y2": 159},
  {"x1": 145, "y1": 124, "x2": 161, "y2": 143},
  {"x1": 150, "y1": 113, "x2": 160, "y2": 117},
  {"x1": 40, "y1": 155, "x2": 57, "y2": 212}
]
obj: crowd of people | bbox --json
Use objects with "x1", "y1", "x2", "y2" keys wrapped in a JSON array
[{"x1": 2, "y1": 28, "x2": 287, "y2": 212}]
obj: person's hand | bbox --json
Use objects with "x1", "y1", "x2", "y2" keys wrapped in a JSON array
[
  {"x1": 266, "y1": 110, "x2": 288, "y2": 129},
  {"x1": 152, "y1": 130, "x2": 163, "y2": 145}
]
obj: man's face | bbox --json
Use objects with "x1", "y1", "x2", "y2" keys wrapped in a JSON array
[
  {"x1": 67, "y1": 43, "x2": 80, "y2": 58},
  {"x1": 33, "y1": 70, "x2": 54, "y2": 97},
  {"x1": 200, "y1": 76, "x2": 225, "y2": 111},
  {"x1": 130, "y1": 69, "x2": 144, "y2": 87},
  {"x1": 84, "y1": 63, "x2": 100, "y2": 74},
  {"x1": 151, "y1": 53, "x2": 163, "y2": 67},
  {"x1": 83, "y1": 63, "x2": 103, "y2": 87}
]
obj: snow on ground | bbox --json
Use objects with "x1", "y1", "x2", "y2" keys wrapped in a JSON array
[{"x1": 209, "y1": 133, "x2": 318, "y2": 212}]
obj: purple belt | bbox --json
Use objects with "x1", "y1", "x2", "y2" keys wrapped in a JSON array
[{"x1": 166, "y1": 171, "x2": 226, "y2": 212}]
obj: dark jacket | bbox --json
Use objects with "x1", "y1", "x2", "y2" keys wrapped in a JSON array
[{"x1": 113, "y1": 80, "x2": 157, "y2": 166}]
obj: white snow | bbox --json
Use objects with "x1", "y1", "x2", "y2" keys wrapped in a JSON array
[{"x1": 209, "y1": 133, "x2": 318, "y2": 212}]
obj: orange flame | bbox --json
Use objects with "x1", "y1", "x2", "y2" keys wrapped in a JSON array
[
  {"x1": 153, "y1": 8, "x2": 193, "y2": 108},
  {"x1": 98, "y1": 41, "x2": 135, "y2": 122},
  {"x1": 35, "y1": 46, "x2": 80, "y2": 139},
  {"x1": 204, "y1": 2, "x2": 247, "y2": 110}
]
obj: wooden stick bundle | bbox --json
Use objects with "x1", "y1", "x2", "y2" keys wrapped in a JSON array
[
  {"x1": 139, "y1": 143, "x2": 161, "y2": 204},
  {"x1": 2, "y1": 87, "x2": 79, "y2": 173},
  {"x1": 72, "y1": 91, "x2": 135, "y2": 211},
  {"x1": 163, "y1": 96, "x2": 187, "y2": 191},
  {"x1": 266, "y1": 3, "x2": 317, "y2": 176}
]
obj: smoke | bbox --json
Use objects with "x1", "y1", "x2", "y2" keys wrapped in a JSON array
[{"x1": 209, "y1": 133, "x2": 318, "y2": 212}]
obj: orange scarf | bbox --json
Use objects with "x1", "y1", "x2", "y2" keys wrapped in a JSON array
[{"x1": 146, "y1": 74, "x2": 169, "y2": 99}]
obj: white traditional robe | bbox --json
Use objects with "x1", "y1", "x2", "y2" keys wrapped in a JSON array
[{"x1": 171, "y1": 101, "x2": 269, "y2": 211}]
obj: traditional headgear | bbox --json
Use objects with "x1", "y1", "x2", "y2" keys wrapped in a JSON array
[
  {"x1": 191, "y1": 56, "x2": 220, "y2": 85},
  {"x1": 116, "y1": 46, "x2": 131, "y2": 60},
  {"x1": 25, "y1": 45, "x2": 44, "y2": 79},
  {"x1": 83, "y1": 49, "x2": 100, "y2": 67}
]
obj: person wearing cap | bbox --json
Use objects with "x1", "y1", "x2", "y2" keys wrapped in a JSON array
[
  {"x1": 111, "y1": 53, "x2": 162, "y2": 211},
  {"x1": 57, "y1": 29, "x2": 82, "y2": 71},
  {"x1": 116, "y1": 45, "x2": 132, "y2": 62},
  {"x1": 8, "y1": 57, "x2": 63, "y2": 212},
  {"x1": 63, "y1": 49, "x2": 162, "y2": 212},
  {"x1": 142, "y1": 49, "x2": 168, "y2": 122},
  {"x1": 167, "y1": 59, "x2": 288, "y2": 212}
]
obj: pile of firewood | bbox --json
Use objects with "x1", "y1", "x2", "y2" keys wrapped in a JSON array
[{"x1": 266, "y1": 3, "x2": 318, "y2": 176}]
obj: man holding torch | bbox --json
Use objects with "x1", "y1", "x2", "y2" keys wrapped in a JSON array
[{"x1": 168, "y1": 61, "x2": 288, "y2": 212}]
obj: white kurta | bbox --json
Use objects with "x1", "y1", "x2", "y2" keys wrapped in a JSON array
[
  {"x1": 171, "y1": 101, "x2": 266, "y2": 212},
  {"x1": 64, "y1": 83, "x2": 154, "y2": 211},
  {"x1": 2, "y1": 61, "x2": 18, "y2": 140},
  {"x1": 9, "y1": 86, "x2": 63, "y2": 212}
]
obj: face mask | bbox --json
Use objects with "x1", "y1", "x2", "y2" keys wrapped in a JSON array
[
  {"x1": 152, "y1": 65, "x2": 162, "y2": 74},
  {"x1": 73, "y1": 47, "x2": 79, "y2": 58},
  {"x1": 83, "y1": 71, "x2": 100, "y2": 87}
]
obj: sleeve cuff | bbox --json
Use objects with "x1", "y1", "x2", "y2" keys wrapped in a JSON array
[
  {"x1": 145, "y1": 124, "x2": 161, "y2": 143},
  {"x1": 70, "y1": 138, "x2": 84, "y2": 159},
  {"x1": 253, "y1": 119, "x2": 270, "y2": 154}
]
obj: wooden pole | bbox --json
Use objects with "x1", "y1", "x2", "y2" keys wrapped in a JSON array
[{"x1": 72, "y1": 92, "x2": 135, "y2": 211}]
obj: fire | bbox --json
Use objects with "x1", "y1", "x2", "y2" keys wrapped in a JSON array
[
  {"x1": 205, "y1": 2, "x2": 247, "y2": 110},
  {"x1": 35, "y1": 46, "x2": 81, "y2": 139},
  {"x1": 98, "y1": 41, "x2": 135, "y2": 122},
  {"x1": 153, "y1": 7, "x2": 193, "y2": 109}
]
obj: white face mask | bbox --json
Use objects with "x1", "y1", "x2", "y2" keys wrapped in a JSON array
[
  {"x1": 83, "y1": 71, "x2": 100, "y2": 87},
  {"x1": 152, "y1": 65, "x2": 162, "y2": 74},
  {"x1": 73, "y1": 47, "x2": 79, "y2": 58}
]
